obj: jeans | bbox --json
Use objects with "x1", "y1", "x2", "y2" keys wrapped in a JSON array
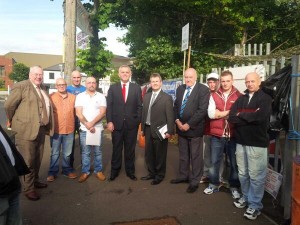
[
  {"x1": 48, "y1": 133, "x2": 74, "y2": 176},
  {"x1": 0, "y1": 191, "x2": 22, "y2": 225},
  {"x1": 236, "y1": 144, "x2": 268, "y2": 210},
  {"x1": 208, "y1": 136, "x2": 239, "y2": 188},
  {"x1": 80, "y1": 130, "x2": 103, "y2": 174}
]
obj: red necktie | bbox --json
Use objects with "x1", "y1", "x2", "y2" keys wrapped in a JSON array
[{"x1": 122, "y1": 84, "x2": 126, "y2": 102}]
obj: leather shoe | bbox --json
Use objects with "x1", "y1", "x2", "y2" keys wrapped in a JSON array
[
  {"x1": 108, "y1": 175, "x2": 117, "y2": 182},
  {"x1": 170, "y1": 178, "x2": 189, "y2": 184},
  {"x1": 25, "y1": 191, "x2": 40, "y2": 201},
  {"x1": 151, "y1": 179, "x2": 162, "y2": 185},
  {"x1": 141, "y1": 175, "x2": 155, "y2": 180},
  {"x1": 78, "y1": 173, "x2": 89, "y2": 183},
  {"x1": 127, "y1": 174, "x2": 137, "y2": 181},
  {"x1": 34, "y1": 181, "x2": 48, "y2": 188},
  {"x1": 186, "y1": 185, "x2": 198, "y2": 193}
]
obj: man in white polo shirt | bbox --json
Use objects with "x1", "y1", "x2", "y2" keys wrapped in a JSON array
[{"x1": 75, "y1": 77, "x2": 107, "y2": 183}]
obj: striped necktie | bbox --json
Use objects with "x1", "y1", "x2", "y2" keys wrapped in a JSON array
[{"x1": 180, "y1": 87, "x2": 191, "y2": 118}]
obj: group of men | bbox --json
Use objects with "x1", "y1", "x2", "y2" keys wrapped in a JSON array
[{"x1": 1, "y1": 64, "x2": 272, "y2": 224}]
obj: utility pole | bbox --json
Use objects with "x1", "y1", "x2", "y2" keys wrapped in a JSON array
[{"x1": 63, "y1": 0, "x2": 77, "y2": 85}]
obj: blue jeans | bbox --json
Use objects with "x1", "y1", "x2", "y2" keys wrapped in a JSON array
[
  {"x1": 0, "y1": 191, "x2": 22, "y2": 225},
  {"x1": 48, "y1": 133, "x2": 74, "y2": 176},
  {"x1": 80, "y1": 130, "x2": 103, "y2": 174},
  {"x1": 236, "y1": 144, "x2": 268, "y2": 210},
  {"x1": 208, "y1": 136, "x2": 240, "y2": 188}
]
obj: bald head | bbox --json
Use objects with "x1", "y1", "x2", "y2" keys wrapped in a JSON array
[
  {"x1": 71, "y1": 70, "x2": 82, "y2": 87},
  {"x1": 85, "y1": 76, "x2": 97, "y2": 93},
  {"x1": 245, "y1": 72, "x2": 261, "y2": 94},
  {"x1": 184, "y1": 68, "x2": 197, "y2": 87}
]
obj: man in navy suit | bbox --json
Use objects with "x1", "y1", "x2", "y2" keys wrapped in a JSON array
[
  {"x1": 171, "y1": 68, "x2": 210, "y2": 193},
  {"x1": 106, "y1": 65, "x2": 143, "y2": 181}
]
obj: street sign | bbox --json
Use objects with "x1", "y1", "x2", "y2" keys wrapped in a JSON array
[
  {"x1": 77, "y1": 31, "x2": 89, "y2": 50},
  {"x1": 181, "y1": 23, "x2": 189, "y2": 51},
  {"x1": 76, "y1": 0, "x2": 93, "y2": 36}
]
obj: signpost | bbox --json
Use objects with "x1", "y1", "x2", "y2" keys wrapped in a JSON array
[{"x1": 181, "y1": 23, "x2": 189, "y2": 82}]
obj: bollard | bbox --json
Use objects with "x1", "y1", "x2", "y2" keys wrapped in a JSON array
[{"x1": 291, "y1": 155, "x2": 300, "y2": 225}]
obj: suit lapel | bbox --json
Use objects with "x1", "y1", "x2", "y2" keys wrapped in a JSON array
[
  {"x1": 152, "y1": 91, "x2": 162, "y2": 106},
  {"x1": 116, "y1": 82, "x2": 124, "y2": 103}
]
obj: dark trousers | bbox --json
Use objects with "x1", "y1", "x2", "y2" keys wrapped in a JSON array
[
  {"x1": 144, "y1": 125, "x2": 168, "y2": 181},
  {"x1": 178, "y1": 135, "x2": 203, "y2": 186},
  {"x1": 70, "y1": 118, "x2": 80, "y2": 168},
  {"x1": 110, "y1": 124, "x2": 138, "y2": 176}
]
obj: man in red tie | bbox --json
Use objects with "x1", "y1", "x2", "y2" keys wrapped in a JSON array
[{"x1": 106, "y1": 65, "x2": 143, "y2": 181}]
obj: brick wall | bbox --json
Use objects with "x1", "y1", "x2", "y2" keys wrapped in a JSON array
[{"x1": 0, "y1": 56, "x2": 14, "y2": 88}]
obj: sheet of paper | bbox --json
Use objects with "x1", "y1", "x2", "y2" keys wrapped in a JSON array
[
  {"x1": 86, "y1": 127, "x2": 102, "y2": 146},
  {"x1": 158, "y1": 124, "x2": 168, "y2": 139}
]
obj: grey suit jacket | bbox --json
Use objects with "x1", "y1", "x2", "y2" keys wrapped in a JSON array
[
  {"x1": 141, "y1": 90, "x2": 174, "y2": 138},
  {"x1": 4, "y1": 79, "x2": 54, "y2": 141}
]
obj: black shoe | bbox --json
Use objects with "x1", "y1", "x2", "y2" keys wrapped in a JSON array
[
  {"x1": 108, "y1": 175, "x2": 117, "y2": 182},
  {"x1": 141, "y1": 175, "x2": 155, "y2": 180},
  {"x1": 186, "y1": 185, "x2": 198, "y2": 193},
  {"x1": 127, "y1": 174, "x2": 137, "y2": 181},
  {"x1": 151, "y1": 179, "x2": 162, "y2": 185},
  {"x1": 170, "y1": 178, "x2": 189, "y2": 184}
]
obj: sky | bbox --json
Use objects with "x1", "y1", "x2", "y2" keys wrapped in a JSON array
[{"x1": 0, "y1": 0, "x2": 129, "y2": 57}]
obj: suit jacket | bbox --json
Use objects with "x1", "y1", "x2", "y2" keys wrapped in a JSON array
[
  {"x1": 174, "y1": 82, "x2": 210, "y2": 137},
  {"x1": 141, "y1": 91, "x2": 175, "y2": 138},
  {"x1": 106, "y1": 82, "x2": 142, "y2": 130},
  {"x1": 4, "y1": 79, "x2": 54, "y2": 141}
]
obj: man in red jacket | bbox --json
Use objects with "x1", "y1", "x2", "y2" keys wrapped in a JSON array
[{"x1": 203, "y1": 70, "x2": 241, "y2": 199}]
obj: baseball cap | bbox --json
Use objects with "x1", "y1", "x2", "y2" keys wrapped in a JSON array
[{"x1": 206, "y1": 72, "x2": 219, "y2": 81}]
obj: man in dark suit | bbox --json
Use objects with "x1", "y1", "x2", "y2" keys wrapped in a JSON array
[
  {"x1": 171, "y1": 68, "x2": 210, "y2": 193},
  {"x1": 0, "y1": 125, "x2": 29, "y2": 224},
  {"x1": 106, "y1": 65, "x2": 143, "y2": 181},
  {"x1": 140, "y1": 73, "x2": 174, "y2": 185},
  {"x1": 5, "y1": 65, "x2": 54, "y2": 201}
]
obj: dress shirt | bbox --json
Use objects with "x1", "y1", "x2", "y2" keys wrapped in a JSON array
[{"x1": 50, "y1": 92, "x2": 76, "y2": 134}]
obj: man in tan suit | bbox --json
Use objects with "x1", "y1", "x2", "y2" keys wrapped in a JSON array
[{"x1": 5, "y1": 65, "x2": 54, "y2": 201}]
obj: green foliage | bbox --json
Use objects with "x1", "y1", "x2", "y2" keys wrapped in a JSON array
[
  {"x1": 0, "y1": 79, "x2": 5, "y2": 89},
  {"x1": 9, "y1": 63, "x2": 29, "y2": 82},
  {"x1": 109, "y1": 69, "x2": 120, "y2": 83}
]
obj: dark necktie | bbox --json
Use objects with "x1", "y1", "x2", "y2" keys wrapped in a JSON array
[
  {"x1": 37, "y1": 87, "x2": 49, "y2": 126},
  {"x1": 122, "y1": 84, "x2": 126, "y2": 102},
  {"x1": 180, "y1": 87, "x2": 191, "y2": 118}
]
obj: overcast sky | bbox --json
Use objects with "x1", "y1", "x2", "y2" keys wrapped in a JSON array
[{"x1": 0, "y1": 0, "x2": 129, "y2": 56}]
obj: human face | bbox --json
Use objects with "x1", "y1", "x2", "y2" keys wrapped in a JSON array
[
  {"x1": 29, "y1": 67, "x2": 43, "y2": 86},
  {"x1": 207, "y1": 79, "x2": 219, "y2": 92},
  {"x1": 85, "y1": 77, "x2": 97, "y2": 92},
  {"x1": 245, "y1": 72, "x2": 261, "y2": 94},
  {"x1": 184, "y1": 68, "x2": 197, "y2": 87},
  {"x1": 55, "y1": 79, "x2": 67, "y2": 94},
  {"x1": 150, "y1": 76, "x2": 162, "y2": 92},
  {"x1": 71, "y1": 71, "x2": 82, "y2": 87},
  {"x1": 119, "y1": 66, "x2": 132, "y2": 83},
  {"x1": 220, "y1": 74, "x2": 233, "y2": 92}
]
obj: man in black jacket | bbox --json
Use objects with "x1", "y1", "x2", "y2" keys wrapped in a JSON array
[
  {"x1": 228, "y1": 72, "x2": 272, "y2": 220},
  {"x1": 171, "y1": 68, "x2": 210, "y2": 193},
  {"x1": 0, "y1": 125, "x2": 30, "y2": 224}
]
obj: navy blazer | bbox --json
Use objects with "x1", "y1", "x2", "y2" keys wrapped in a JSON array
[
  {"x1": 174, "y1": 82, "x2": 210, "y2": 137},
  {"x1": 106, "y1": 82, "x2": 142, "y2": 130}
]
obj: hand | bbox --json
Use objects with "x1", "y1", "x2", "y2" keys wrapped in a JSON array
[
  {"x1": 85, "y1": 121, "x2": 93, "y2": 130},
  {"x1": 107, "y1": 122, "x2": 114, "y2": 132},
  {"x1": 181, "y1": 123, "x2": 190, "y2": 131},
  {"x1": 165, "y1": 133, "x2": 171, "y2": 138},
  {"x1": 176, "y1": 120, "x2": 184, "y2": 131},
  {"x1": 89, "y1": 127, "x2": 96, "y2": 133}
]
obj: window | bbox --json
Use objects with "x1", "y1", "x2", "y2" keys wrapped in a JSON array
[
  {"x1": 0, "y1": 66, "x2": 5, "y2": 78},
  {"x1": 49, "y1": 72, "x2": 54, "y2": 79}
]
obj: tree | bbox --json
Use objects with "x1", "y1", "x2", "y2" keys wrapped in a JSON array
[
  {"x1": 9, "y1": 63, "x2": 29, "y2": 82},
  {"x1": 0, "y1": 79, "x2": 5, "y2": 89}
]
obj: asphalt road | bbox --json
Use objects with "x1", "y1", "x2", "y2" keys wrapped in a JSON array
[{"x1": 0, "y1": 101, "x2": 283, "y2": 225}]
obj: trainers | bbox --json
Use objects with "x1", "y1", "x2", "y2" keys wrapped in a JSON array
[
  {"x1": 231, "y1": 189, "x2": 241, "y2": 199},
  {"x1": 95, "y1": 172, "x2": 106, "y2": 181},
  {"x1": 200, "y1": 176, "x2": 209, "y2": 184},
  {"x1": 203, "y1": 186, "x2": 219, "y2": 194},
  {"x1": 233, "y1": 197, "x2": 247, "y2": 209},
  {"x1": 244, "y1": 207, "x2": 261, "y2": 220}
]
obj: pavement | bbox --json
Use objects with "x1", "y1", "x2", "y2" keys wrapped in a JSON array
[{"x1": 18, "y1": 130, "x2": 285, "y2": 225}]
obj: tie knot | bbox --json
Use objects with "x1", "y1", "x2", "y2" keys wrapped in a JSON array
[
  {"x1": 123, "y1": 84, "x2": 126, "y2": 88},
  {"x1": 187, "y1": 87, "x2": 191, "y2": 90}
]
